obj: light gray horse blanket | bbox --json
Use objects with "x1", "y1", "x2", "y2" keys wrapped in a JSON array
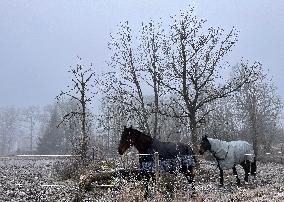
[{"x1": 208, "y1": 138, "x2": 255, "y2": 170}]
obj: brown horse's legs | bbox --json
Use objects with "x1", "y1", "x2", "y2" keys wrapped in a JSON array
[
  {"x1": 144, "y1": 179, "x2": 150, "y2": 198},
  {"x1": 142, "y1": 172, "x2": 154, "y2": 199},
  {"x1": 182, "y1": 166, "x2": 195, "y2": 191},
  {"x1": 188, "y1": 167, "x2": 195, "y2": 183},
  {"x1": 180, "y1": 165, "x2": 193, "y2": 183}
]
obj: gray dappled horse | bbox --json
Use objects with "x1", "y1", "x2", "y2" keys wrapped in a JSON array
[
  {"x1": 118, "y1": 126, "x2": 196, "y2": 197},
  {"x1": 199, "y1": 136, "x2": 256, "y2": 186}
]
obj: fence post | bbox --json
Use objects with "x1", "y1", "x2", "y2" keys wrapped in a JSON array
[{"x1": 154, "y1": 152, "x2": 160, "y2": 195}]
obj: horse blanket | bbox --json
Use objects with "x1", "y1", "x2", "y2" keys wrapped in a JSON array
[
  {"x1": 208, "y1": 138, "x2": 255, "y2": 170},
  {"x1": 139, "y1": 139, "x2": 196, "y2": 173}
]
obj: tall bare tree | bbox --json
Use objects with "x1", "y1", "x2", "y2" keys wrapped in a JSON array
[
  {"x1": 56, "y1": 57, "x2": 97, "y2": 161},
  {"x1": 107, "y1": 21, "x2": 166, "y2": 136},
  {"x1": 161, "y1": 10, "x2": 261, "y2": 152},
  {"x1": 105, "y1": 8, "x2": 261, "y2": 154},
  {"x1": 138, "y1": 21, "x2": 166, "y2": 137},
  {"x1": 107, "y1": 22, "x2": 150, "y2": 133}
]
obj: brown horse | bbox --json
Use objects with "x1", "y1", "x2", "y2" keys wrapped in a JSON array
[{"x1": 118, "y1": 126, "x2": 196, "y2": 197}]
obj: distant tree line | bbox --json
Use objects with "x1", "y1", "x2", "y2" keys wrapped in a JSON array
[{"x1": 0, "y1": 101, "x2": 78, "y2": 155}]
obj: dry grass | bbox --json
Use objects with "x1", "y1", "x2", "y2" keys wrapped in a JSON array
[
  {"x1": 1, "y1": 157, "x2": 284, "y2": 201},
  {"x1": 88, "y1": 159, "x2": 284, "y2": 201}
]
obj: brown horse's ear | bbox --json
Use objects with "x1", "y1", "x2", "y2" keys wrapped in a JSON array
[
  {"x1": 130, "y1": 125, "x2": 133, "y2": 129},
  {"x1": 124, "y1": 125, "x2": 127, "y2": 130}
]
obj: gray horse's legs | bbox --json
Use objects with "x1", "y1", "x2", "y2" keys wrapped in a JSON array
[
  {"x1": 241, "y1": 160, "x2": 250, "y2": 182},
  {"x1": 232, "y1": 165, "x2": 241, "y2": 185},
  {"x1": 218, "y1": 164, "x2": 224, "y2": 186}
]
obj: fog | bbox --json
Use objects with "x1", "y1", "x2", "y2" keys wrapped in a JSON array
[{"x1": 0, "y1": 0, "x2": 283, "y2": 108}]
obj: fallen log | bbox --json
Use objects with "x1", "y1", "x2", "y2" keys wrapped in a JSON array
[
  {"x1": 79, "y1": 168, "x2": 179, "y2": 194},
  {"x1": 79, "y1": 168, "x2": 141, "y2": 190}
]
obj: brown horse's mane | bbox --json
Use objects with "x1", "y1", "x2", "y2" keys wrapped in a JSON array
[
  {"x1": 130, "y1": 128, "x2": 152, "y2": 139},
  {"x1": 128, "y1": 128, "x2": 154, "y2": 153}
]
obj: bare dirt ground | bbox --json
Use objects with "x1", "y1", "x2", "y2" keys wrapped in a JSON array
[{"x1": 0, "y1": 157, "x2": 284, "y2": 202}]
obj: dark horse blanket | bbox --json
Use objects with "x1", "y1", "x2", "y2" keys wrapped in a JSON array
[{"x1": 139, "y1": 139, "x2": 196, "y2": 173}]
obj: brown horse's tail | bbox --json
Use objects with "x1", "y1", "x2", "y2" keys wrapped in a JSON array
[
  {"x1": 187, "y1": 146, "x2": 197, "y2": 166},
  {"x1": 193, "y1": 154, "x2": 197, "y2": 166},
  {"x1": 251, "y1": 157, "x2": 257, "y2": 176}
]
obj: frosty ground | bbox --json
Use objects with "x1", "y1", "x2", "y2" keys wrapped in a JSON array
[{"x1": 0, "y1": 157, "x2": 284, "y2": 202}]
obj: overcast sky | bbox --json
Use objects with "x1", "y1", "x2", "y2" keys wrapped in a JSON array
[{"x1": 0, "y1": 0, "x2": 283, "y2": 109}]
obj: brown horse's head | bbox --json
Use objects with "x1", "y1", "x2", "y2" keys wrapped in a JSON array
[{"x1": 118, "y1": 126, "x2": 135, "y2": 155}]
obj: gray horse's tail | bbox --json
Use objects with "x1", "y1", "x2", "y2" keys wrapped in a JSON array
[{"x1": 251, "y1": 157, "x2": 256, "y2": 176}]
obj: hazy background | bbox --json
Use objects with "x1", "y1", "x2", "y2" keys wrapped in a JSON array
[{"x1": 0, "y1": 0, "x2": 283, "y2": 110}]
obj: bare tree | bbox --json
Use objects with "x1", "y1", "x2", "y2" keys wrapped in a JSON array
[
  {"x1": 107, "y1": 20, "x2": 167, "y2": 136},
  {"x1": 105, "y1": 8, "x2": 261, "y2": 153},
  {"x1": 56, "y1": 57, "x2": 97, "y2": 161},
  {"x1": 236, "y1": 69, "x2": 283, "y2": 156},
  {"x1": 161, "y1": 10, "x2": 261, "y2": 152},
  {"x1": 107, "y1": 22, "x2": 150, "y2": 133},
  {"x1": 138, "y1": 21, "x2": 166, "y2": 137}
]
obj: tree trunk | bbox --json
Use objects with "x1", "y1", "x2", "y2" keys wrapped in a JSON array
[
  {"x1": 153, "y1": 66, "x2": 159, "y2": 138},
  {"x1": 251, "y1": 94, "x2": 258, "y2": 158},
  {"x1": 189, "y1": 116, "x2": 198, "y2": 154},
  {"x1": 80, "y1": 80, "x2": 88, "y2": 161}
]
